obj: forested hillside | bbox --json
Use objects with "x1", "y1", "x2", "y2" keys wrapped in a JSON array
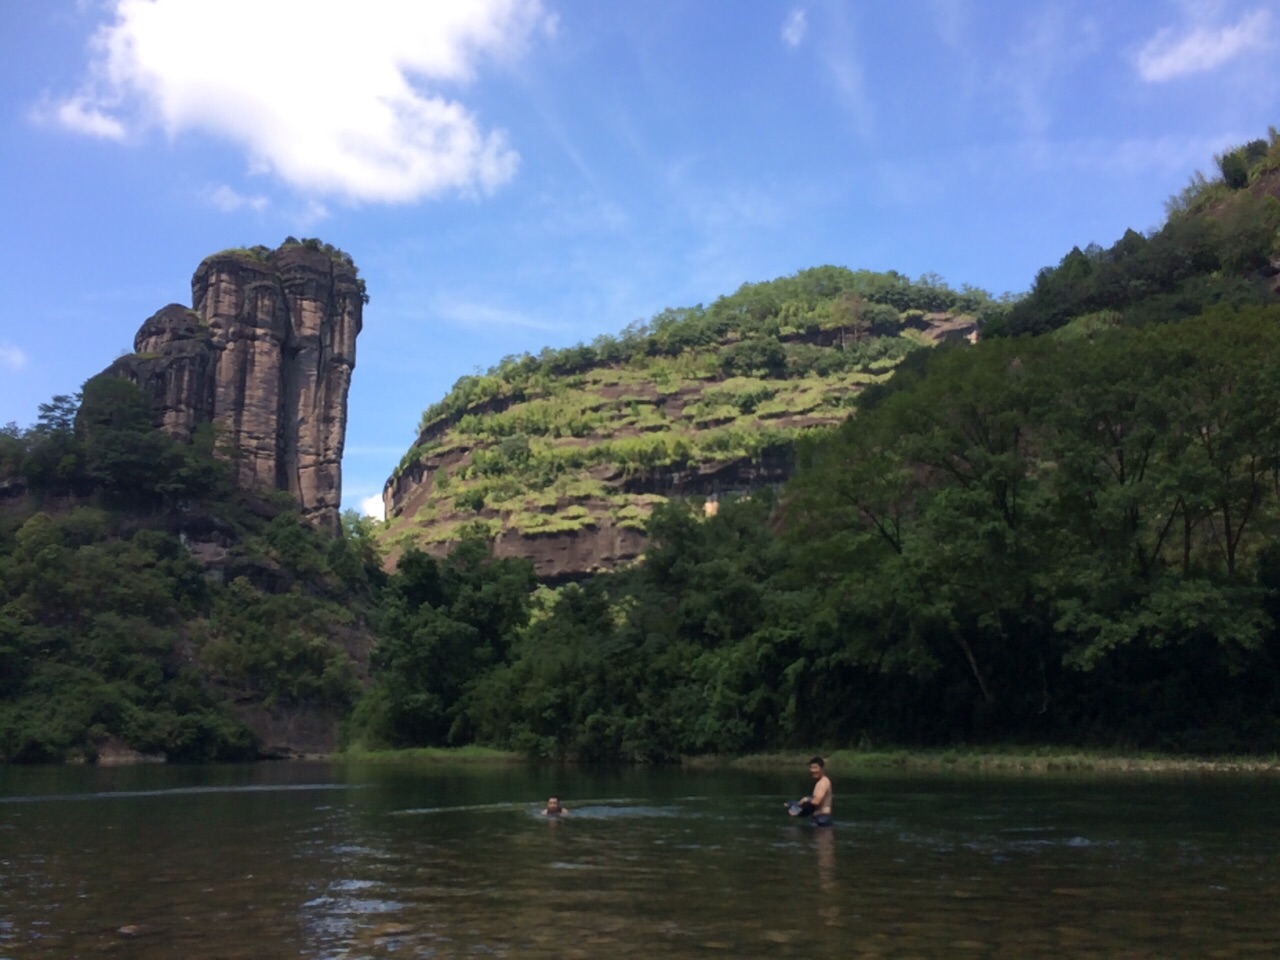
[
  {"x1": 5, "y1": 130, "x2": 1280, "y2": 763},
  {"x1": 353, "y1": 130, "x2": 1280, "y2": 758},
  {"x1": 353, "y1": 307, "x2": 1280, "y2": 758},
  {"x1": 0, "y1": 377, "x2": 383, "y2": 762}
]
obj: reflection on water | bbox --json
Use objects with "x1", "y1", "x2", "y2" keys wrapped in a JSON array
[{"x1": 1, "y1": 763, "x2": 1279, "y2": 958}]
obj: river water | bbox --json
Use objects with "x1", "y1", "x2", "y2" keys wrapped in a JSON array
[{"x1": 1, "y1": 761, "x2": 1278, "y2": 958}]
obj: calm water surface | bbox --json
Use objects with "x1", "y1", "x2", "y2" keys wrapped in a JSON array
[{"x1": 1, "y1": 762, "x2": 1278, "y2": 958}]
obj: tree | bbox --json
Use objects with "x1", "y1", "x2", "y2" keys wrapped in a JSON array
[{"x1": 1218, "y1": 149, "x2": 1249, "y2": 190}]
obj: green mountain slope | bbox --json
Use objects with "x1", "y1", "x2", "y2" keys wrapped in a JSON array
[{"x1": 382, "y1": 266, "x2": 1003, "y2": 579}]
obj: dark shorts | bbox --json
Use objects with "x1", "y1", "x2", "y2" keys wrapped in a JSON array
[{"x1": 812, "y1": 814, "x2": 833, "y2": 828}]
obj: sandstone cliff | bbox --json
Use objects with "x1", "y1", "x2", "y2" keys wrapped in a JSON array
[
  {"x1": 380, "y1": 263, "x2": 985, "y2": 582},
  {"x1": 106, "y1": 241, "x2": 363, "y2": 530}
]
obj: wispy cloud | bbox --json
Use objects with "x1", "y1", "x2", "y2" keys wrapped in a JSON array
[
  {"x1": 928, "y1": 0, "x2": 968, "y2": 51},
  {"x1": 814, "y1": 7, "x2": 874, "y2": 139},
  {"x1": 781, "y1": 9, "x2": 808, "y2": 48},
  {"x1": 289, "y1": 198, "x2": 332, "y2": 229},
  {"x1": 682, "y1": 181, "x2": 787, "y2": 233},
  {"x1": 999, "y1": 133, "x2": 1244, "y2": 179},
  {"x1": 204, "y1": 184, "x2": 268, "y2": 213},
  {"x1": 1137, "y1": 8, "x2": 1271, "y2": 81},
  {"x1": 0, "y1": 342, "x2": 28, "y2": 371},
  {"x1": 38, "y1": 95, "x2": 126, "y2": 139},
  {"x1": 45, "y1": 0, "x2": 554, "y2": 203},
  {"x1": 531, "y1": 191, "x2": 628, "y2": 236},
  {"x1": 873, "y1": 133, "x2": 1247, "y2": 210},
  {"x1": 927, "y1": 0, "x2": 979, "y2": 103},
  {"x1": 434, "y1": 298, "x2": 564, "y2": 332},
  {"x1": 1000, "y1": 7, "x2": 1101, "y2": 135}
]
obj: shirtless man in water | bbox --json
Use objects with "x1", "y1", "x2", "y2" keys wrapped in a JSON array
[{"x1": 786, "y1": 756, "x2": 833, "y2": 827}]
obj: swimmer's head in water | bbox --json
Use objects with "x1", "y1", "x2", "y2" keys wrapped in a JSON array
[{"x1": 546, "y1": 796, "x2": 562, "y2": 813}]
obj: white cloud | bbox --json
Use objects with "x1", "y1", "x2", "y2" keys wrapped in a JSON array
[
  {"x1": 781, "y1": 9, "x2": 808, "y2": 48},
  {"x1": 359, "y1": 494, "x2": 386, "y2": 521},
  {"x1": 0, "y1": 343, "x2": 28, "y2": 371},
  {"x1": 50, "y1": 0, "x2": 552, "y2": 203},
  {"x1": 205, "y1": 184, "x2": 268, "y2": 213},
  {"x1": 1137, "y1": 9, "x2": 1271, "y2": 82}
]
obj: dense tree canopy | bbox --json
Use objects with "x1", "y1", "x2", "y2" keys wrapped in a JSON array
[{"x1": 349, "y1": 307, "x2": 1280, "y2": 758}]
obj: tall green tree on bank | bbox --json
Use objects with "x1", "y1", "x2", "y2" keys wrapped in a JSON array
[
  {"x1": 352, "y1": 540, "x2": 536, "y2": 747},
  {"x1": 785, "y1": 306, "x2": 1280, "y2": 747}
]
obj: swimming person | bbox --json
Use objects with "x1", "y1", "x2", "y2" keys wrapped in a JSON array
[
  {"x1": 785, "y1": 756, "x2": 833, "y2": 827},
  {"x1": 541, "y1": 795, "x2": 568, "y2": 816}
]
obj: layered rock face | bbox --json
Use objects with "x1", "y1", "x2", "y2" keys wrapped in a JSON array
[
  {"x1": 106, "y1": 243, "x2": 363, "y2": 530},
  {"x1": 381, "y1": 309, "x2": 978, "y2": 582},
  {"x1": 109, "y1": 303, "x2": 218, "y2": 438}
]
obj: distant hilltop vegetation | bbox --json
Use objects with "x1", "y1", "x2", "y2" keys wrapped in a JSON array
[
  {"x1": 996, "y1": 132, "x2": 1280, "y2": 338},
  {"x1": 381, "y1": 266, "x2": 998, "y2": 581}
]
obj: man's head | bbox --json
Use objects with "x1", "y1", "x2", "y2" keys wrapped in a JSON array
[
  {"x1": 546, "y1": 795, "x2": 562, "y2": 812},
  {"x1": 808, "y1": 756, "x2": 825, "y2": 780}
]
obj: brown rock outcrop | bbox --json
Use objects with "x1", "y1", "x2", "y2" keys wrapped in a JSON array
[
  {"x1": 108, "y1": 304, "x2": 217, "y2": 437},
  {"x1": 106, "y1": 242, "x2": 363, "y2": 530},
  {"x1": 493, "y1": 521, "x2": 649, "y2": 583}
]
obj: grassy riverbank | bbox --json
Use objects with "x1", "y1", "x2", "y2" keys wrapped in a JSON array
[
  {"x1": 334, "y1": 744, "x2": 1280, "y2": 774},
  {"x1": 691, "y1": 747, "x2": 1280, "y2": 775},
  {"x1": 337, "y1": 746, "x2": 523, "y2": 764}
]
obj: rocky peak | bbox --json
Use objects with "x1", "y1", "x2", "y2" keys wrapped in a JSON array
[{"x1": 106, "y1": 241, "x2": 364, "y2": 531}]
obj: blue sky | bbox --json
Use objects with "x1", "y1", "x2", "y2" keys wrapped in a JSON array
[{"x1": 1, "y1": 0, "x2": 1277, "y2": 515}]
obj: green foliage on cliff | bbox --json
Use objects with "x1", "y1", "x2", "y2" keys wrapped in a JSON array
[
  {"x1": 387, "y1": 267, "x2": 994, "y2": 557},
  {"x1": 350, "y1": 540, "x2": 536, "y2": 747},
  {"x1": 416, "y1": 267, "x2": 997, "y2": 434},
  {"x1": 205, "y1": 237, "x2": 370, "y2": 304},
  {"x1": 0, "y1": 379, "x2": 384, "y2": 762}
]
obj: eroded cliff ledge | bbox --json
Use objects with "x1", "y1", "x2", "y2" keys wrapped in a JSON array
[
  {"x1": 380, "y1": 278, "x2": 981, "y2": 583},
  {"x1": 105, "y1": 241, "x2": 363, "y2": 531}
]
